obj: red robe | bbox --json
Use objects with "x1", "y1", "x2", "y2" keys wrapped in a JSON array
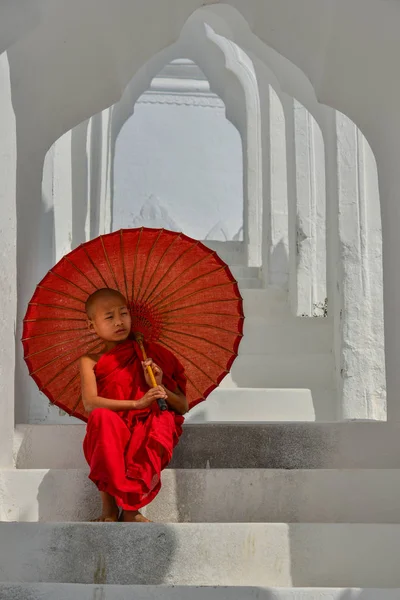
[{"x1": 83, "y1": 339, "x2": 185, "y2": 511}]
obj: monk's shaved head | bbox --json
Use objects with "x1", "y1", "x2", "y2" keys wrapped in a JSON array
[{"x1": 85, "y1": 288, "x2": 128, "y2": 319}]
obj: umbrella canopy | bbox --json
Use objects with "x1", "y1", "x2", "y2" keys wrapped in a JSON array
[{"x1": 22, "y1": 228, "x2": 244, "y2": 421}]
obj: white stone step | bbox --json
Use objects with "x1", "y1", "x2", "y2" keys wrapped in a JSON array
[
  {"x1": 241, "y1": 288, "x2": 290, "y2": 320},
  {"x1": 2, "y1": 583, "x2": 400, "y2": 600},
  {"x1": 240, "y1": 317, "x2": 331, "y2": 355},
  {"x1": 2, "y1": 522, "x2": 400, "y2": 587},
  {"x1": 238, "y1": 278, "x2": 262, "y2": 290},
  {"x1": 201, "y1": 241, "x2": 245, "y2": 265},
  {"x1": 230, "y1": 266, "x2": 260, "y2": 280},
  {"x1": 15, "y1": 422, "x2": 400, "y2": 470},
  {"x1": 3, "y1": 468, "x2": 400, "y2": 524},
  {"x1": 214, "y1": 383, "x2": 334, "y2": 421},
  {"x1": 241, "y1": 287, "x2": 332, "y2": 324},
  {"x1": 186, "y1": 388, "x2": 316, "y2": 422},
  {"x1": 24, "y1": 388, "x2": 322, "y2": 425},
  {"x1": 223, "y1": 354, "x2": 333, "y2": 388}
]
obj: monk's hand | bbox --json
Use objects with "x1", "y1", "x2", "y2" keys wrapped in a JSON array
[
  {"x1": 137, "y1": 386, "x2": 167, "y2": 409},
  {"x1": 142, "y1": 358, "x2": 163, "y2": 386}
]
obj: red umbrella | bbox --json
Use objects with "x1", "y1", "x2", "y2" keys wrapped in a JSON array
[{"x1": 22, "y1": 228, "x2": 244, "y2": 421}]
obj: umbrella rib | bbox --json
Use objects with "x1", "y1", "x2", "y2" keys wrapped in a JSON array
[
  {"x1": 167, "y1": 312, "x2": 244, "y2": 320},
  {"x1": 38, "y1": 285, "x2": 87, "y2": 306},
  {"x1": 100, "y1": 235, "x2": 121, "y2": 293},
  {"x1": 136, "y1": 229, "x2": 163, "y2": 304},
  {"x1": 148, "y1": 250, "x2": 214, "y2": 307},
  {"x1": 22, "y1": 327, "x2": 90, "y2": 341},
  {"x1": 161, "y1": 326, "x2": 236, "y2": 355},
  {"x1": 120, "y1": 230, "x2": 130, "y2": 302},
  {"x1": 182, "y1": 372, "x2": 205, "y2": 403},
  {"x1": 70, "y1": 393, "x2": 83, "y2": 417},
  {"x1": 64, "y1": 256, "x2": 98, "y2": 291},
  {"x1": 152, "y1": 266, "x2": 226, "y2": 311},
  {"x1": 39, "y1": 340, "x2": 104, "y2": 391},
  {"x1": 159, "y1": 338, "x2": 215, "y2": 384},
  {"x1": 140, "y1": 232, "x2": 182, "y2": 305},
  {"x1": 131, "y1": 227, "x2": 143, "y2": 305},
  {"x1": 49, "y1": 269, "x2": 92, "y2": 297},
  {"x1": 164, "y1": 321, "x2": 243, "y2": 336},
  {"x1": 142, "y1": 239, "x2": 199, "y2": 306},
  {"x1": 24, "y1": 317, "x2": 87, "y2": 323},
  {"x1": 159, "y1": 354, "x2": 204, "y2": 401},
  {"x1": 31, "y1": 337, "x2": 102, "y2": 375},
  {"x1": 155, "y1": 281, "x2": 233, "y2": 313},
  {"x1": 24, "y1": 332, "x2": 95, "y2": 359},
  {"x1": 166, "y1": 297, "x2": 241, "y2": 315},
  {"x1": 81, "y1": 246, "x2": 109, "y2": 288},
  {"x1": 28, "y1": 302, "x2": 86, "y2": 314},
  {"x1": 51, "y1": 372, "x2": 80, "y2": 404},
  {"x1": 160, "y1": 332, "x2": 227, "y2": 371}
]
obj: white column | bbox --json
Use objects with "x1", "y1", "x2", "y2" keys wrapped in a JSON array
[
  {"x1": 327, "y1": 111, "x2": 385, "y2": 420},
  {"x1": 88, "y1": 113, "x2": 103, "y2": 239},
  {"x1": 0, "y1": 53, "x2": 16, "y2": 466},
  {"x1": 264, "y1": 85, "x2": 289, "y2": 287},
  {"x1": 285, "y1": 96, "x2": 327, "y2": 317},
  {"x1": 71, "y1": 119, "x2": 90, "y2": 247},
  {"x1": 53, "y1": 130, "x2": 73, "y2": 260},
  {"x1": 99, "y1": 108, "x2": 113, "y2": 234}
]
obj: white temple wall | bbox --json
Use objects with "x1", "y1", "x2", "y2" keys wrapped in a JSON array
[{"x1": 0, "y1": 53, "x2": 17, "y2": 465}]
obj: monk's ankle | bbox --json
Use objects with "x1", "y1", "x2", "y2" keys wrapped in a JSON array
[{"x1": 122, "y1": 510, "x2": 151, "y2": 523}]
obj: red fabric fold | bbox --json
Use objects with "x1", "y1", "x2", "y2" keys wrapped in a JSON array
[{"x1": 83, "y1": 340, "x2": 185, "y2": 511}]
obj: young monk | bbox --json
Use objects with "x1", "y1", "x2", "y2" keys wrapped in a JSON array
[{"x1": 79, "y1": 288, "x2": 188, "y2": 523}]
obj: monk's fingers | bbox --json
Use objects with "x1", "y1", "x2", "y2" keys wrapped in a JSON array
[
  {"x1": 144, "y1": 358, "x2": 161, "y2": 371},
  {"x1": 147, "y1": 386, "x2": 165, "y2": 399},
  {"x1": 155, "y1": 385, "x2": 167, "y2": 398},
  {"x1": 152, "y1": 363, "x2": 163, "y2": 376}
]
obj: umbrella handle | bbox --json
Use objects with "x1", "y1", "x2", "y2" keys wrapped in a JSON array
[{"x1": 137, "y1": 338, "x2": 168, "y2": 412}]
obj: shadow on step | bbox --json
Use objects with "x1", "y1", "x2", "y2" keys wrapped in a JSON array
[
  {"x1": 37, "y1": 470, "x2": 99, "y2": 522},
  {"x1": 36, "y1": 475, "x2": 177, "y2": 585}
]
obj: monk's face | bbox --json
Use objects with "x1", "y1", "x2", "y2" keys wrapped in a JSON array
[{"x1": 88, "y1": 297, "x2": 131, "y2": 343}]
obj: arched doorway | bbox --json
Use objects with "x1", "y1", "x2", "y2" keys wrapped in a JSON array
[{"x1": 112, "y1": 59, "x2": 244, "y2": 244}]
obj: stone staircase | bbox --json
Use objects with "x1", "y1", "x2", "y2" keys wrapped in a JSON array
[
  {"x1": 2, "y1": 266, "x2": 398, "y2": 598},
  {"x1": 225, "y1": 265, "x2": 334, "y2": 421},
  {"x1": 3, "y1": 422, "x2": 400, "y2": 597}
]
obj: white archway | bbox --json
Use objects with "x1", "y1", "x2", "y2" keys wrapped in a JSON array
[
  {"x1": 105, "y1": 14, "x2": 263, "y2": 267},
  {"x1": 112, "y1": 59, "x2": 244, "y2": 244}
]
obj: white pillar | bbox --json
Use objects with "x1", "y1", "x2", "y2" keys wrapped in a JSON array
[
  {"x1": 327, "y1": 111, "x2": 385, "y2": 420},
  {"x1": 285, "y1": 95, "x2": 327, "y2": 317},
  {"x1": 86, "y1": 109, "x2": 113, "y2": 237},
  {"x1": 71, "y1": 119, "x2": 90, "y2": 247},
  {"x1": 99, "y1": 109, "x2": 113, "y2": 234},
  {"x1": 0, "y1": 53, "x2": 16, "y2": 466},
  {"x1": 88, "y1": 113, "x2": 103, "y2": 240},
  {"x1": 264, "y1": 85, "x2": 289, "y2": 287},
  {"x1": 53, "y1": 130, "x2": 73, "y2": 260}
]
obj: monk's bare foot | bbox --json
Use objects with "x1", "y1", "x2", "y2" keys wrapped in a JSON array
[
  {"x1": 121, "y1": 510, "x2": 152, "y2": 523},
  {"x1": 91, "y1": 513, "x2": 119, "y2": 522},
  {"x1": 91, "y1": 491, "x2": 119, "y2": 522}
]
